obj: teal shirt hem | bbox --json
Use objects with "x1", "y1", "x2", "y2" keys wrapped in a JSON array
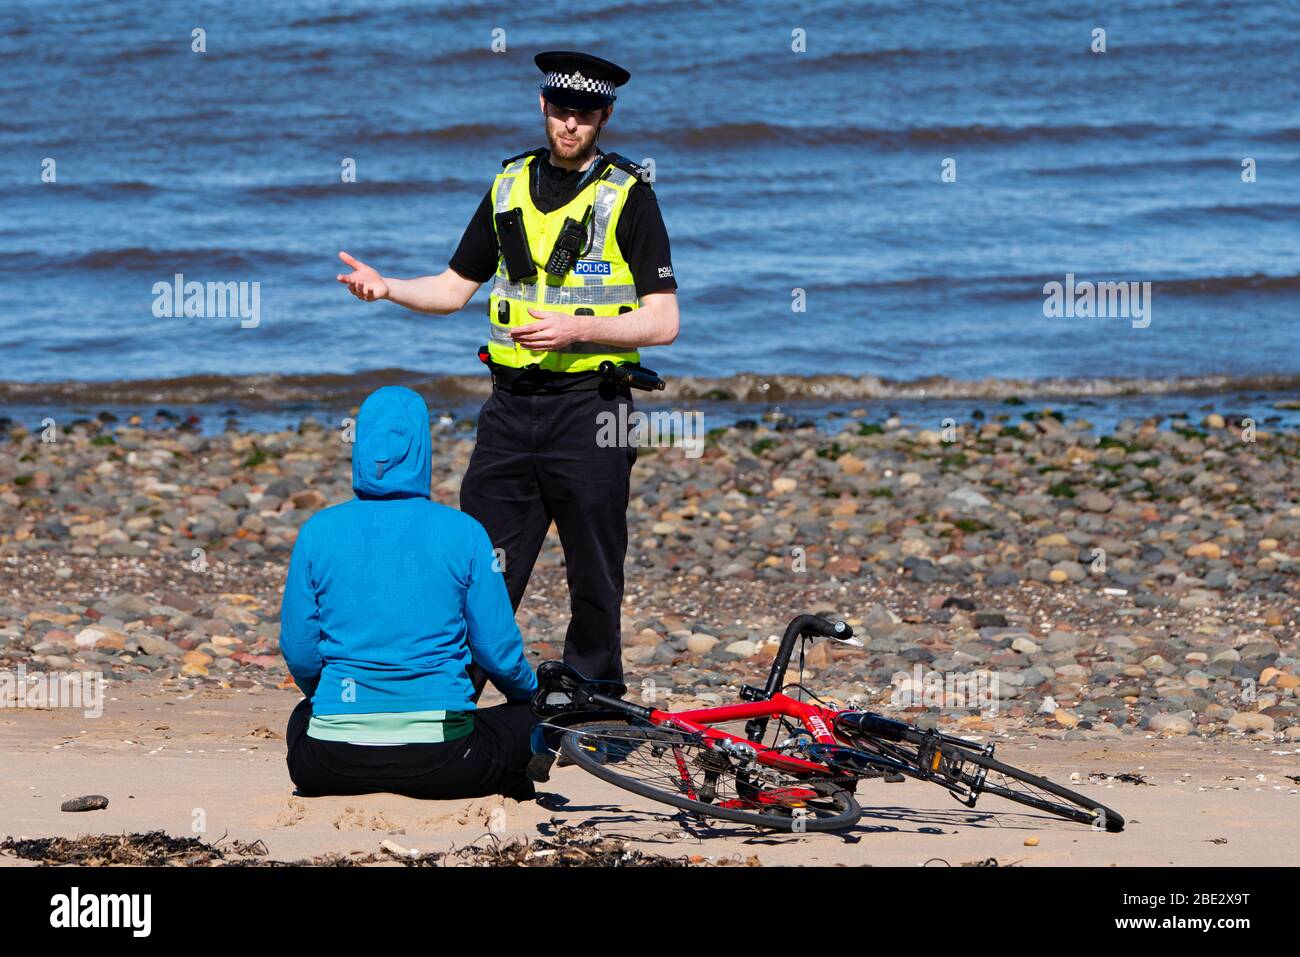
[{"x1": 306, "y1": 710, "x2": 474, "y2": 744}]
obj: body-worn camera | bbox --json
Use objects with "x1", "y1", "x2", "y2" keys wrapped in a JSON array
[{"x1": 494, "y1": 208, "x2": 537, "y2": 283}]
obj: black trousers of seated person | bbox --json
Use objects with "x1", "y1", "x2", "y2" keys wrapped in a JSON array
[{"x1": 285, "y1": 697, "x2": 540, "y2": 802}]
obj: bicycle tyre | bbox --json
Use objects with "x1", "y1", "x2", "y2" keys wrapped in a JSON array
[
  {"x1": 560, "y1": 723, "x2": 862, "y2": 833},
  {"x1": 838, "y1": 713, "x2": 1126, "y2": 831},
  {"x1": 950, "y1": 749, "x2": 1126, "y2": 831}
]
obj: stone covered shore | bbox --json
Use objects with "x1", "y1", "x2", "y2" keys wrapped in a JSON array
[{"x1": 1, "y1": 407, "x2": 1296, "y2": 741}]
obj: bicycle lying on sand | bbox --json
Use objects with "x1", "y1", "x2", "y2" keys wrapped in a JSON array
[{"x1": 533, "y1": 613, "x2": 1125, "y2": 833}]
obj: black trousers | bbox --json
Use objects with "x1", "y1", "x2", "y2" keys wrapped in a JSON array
[
  {"x1": 285, "y1": 698, "x2": 540, "y2": 801},
  {"x1": 460, "y1": 384, "x2": 635, "y2": 684}
]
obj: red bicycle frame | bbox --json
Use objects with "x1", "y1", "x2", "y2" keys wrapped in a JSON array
[
  {"x1": 650, "y1": 694, "x2": 846, "y2": 776},
  {"x1": 564, "y1": 616, "x2": 871, "y2": 784}
]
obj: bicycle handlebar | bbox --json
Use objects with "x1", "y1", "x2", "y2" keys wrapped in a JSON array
[
  {"x1": 741, "y1": 614, "x2": 856, "y2": 745},
  {"x1": 763, "y1": 614, "x2": 855, "y2": 697}
]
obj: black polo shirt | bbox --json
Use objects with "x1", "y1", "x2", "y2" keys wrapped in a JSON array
[{"x1": 449, "y1": 149, "x2": 677, "y2": 298}]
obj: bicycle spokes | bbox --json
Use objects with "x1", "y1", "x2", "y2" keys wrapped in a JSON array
[{"x1": 571, "y1": 726, "x2": 848, "y2": 821}]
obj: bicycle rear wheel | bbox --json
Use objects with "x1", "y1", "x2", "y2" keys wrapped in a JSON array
[{"x1": 561, "y1": 723, "x2": 861, "y2": 833}]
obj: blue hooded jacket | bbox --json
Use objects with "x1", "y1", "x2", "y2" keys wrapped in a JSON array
[{"x1": 279, "y1": 386, "x2": 536, "y2": 714}]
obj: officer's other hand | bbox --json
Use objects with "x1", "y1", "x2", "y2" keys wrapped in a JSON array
[
  {"x1": 512, "y1": 309, "x2": 586, "y2": 351},
  {"x1": 336, "y1": 251, "x2": 390, "y2": 301}
]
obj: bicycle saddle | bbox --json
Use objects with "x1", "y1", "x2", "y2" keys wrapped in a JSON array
[{"x1": 531, "y1": 660, "x2": 628, "y2": 717}]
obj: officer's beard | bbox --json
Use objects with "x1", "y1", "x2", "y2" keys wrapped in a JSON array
[{"x1": 546, "y1": 120, "x2": 602, "y2": 166}]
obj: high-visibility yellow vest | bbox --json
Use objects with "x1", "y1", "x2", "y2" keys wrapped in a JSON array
[{"x1": 486, "y1": 152, "x2": 641, "y2": 372}]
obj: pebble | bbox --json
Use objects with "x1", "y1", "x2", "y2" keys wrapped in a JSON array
[
  {"x1": 135, "y1": 634, "x2": 183, "y2": 657},
  {"x1": 836, "y1": 454, "x2": 865, "y2": 475},
  {"x1": 1079, "y1": 491, "x2": 1113, "y2": 512},
  {"x1": 1148, "y1": 714, "x2": 1194, "y2": 735},
  {"x1": 947, "y1": 487, "x2": 991, "y2": 508},
  {"x1": 61, "y1": 795, "x2": 110, "y2": 812},
  {"x1": 1054, "y1": 709, "x2": 1080, "y2": 728},
  {"x1": 686, "y1": 634, "x2": 719, "y2": 656},
  {"x1": 1227, "y1": 712, "x2": 1275, "y2": 734}
]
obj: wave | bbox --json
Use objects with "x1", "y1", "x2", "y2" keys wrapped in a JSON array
[
  {"x1": 771, "y1": 37, "x2": 1298, "y2": 71},
  {"x1": 289, "y1": 1, "x2": 511, "y2": 28},
  {"x1": 687, "y1": 272, "x2": 1300, "y2": 300},
  {"x1": 3, "y1": 369, "x2": 1298, "y2": 408},
  {"x1": 1028, "y1": 157, "x2": 1247, "y2": 177},
  {"x1": 40, "y1": 246, "x2": 310, "y2": 271},
  {"x1": 245, "y1": 177, "x2": 483, "y2": 201},
  {"x1": 287, "y1": 11, "x2": 369, "y2": 27},
  {"x1": 1155, "y1": 273, "x2": 1300, "y2": 295},
  {"x1": 643, "y1": 120, "x2": 1191, "y2": 148},
  {"x1": 891, "y1": 272, "x2": 1300, "y2": 298},
  {"x1": 0, "y1": 370, "x2": 471, "y2": 409},
  {"x1": 41, "y1": 181, "x2": 163, "y2": 199},
  {"x1": 1129, "y1": 202, "x2": 1300, "y2": 226},
  {"x1": 384, "y1": 123, "x2": 527, "y2": 144},
  {"x1": 667, "y1": 372, "x2": 1300, "y2": 402},
  {"x1": 113, "y1": 44, "x2": 180, "y2": 64}
]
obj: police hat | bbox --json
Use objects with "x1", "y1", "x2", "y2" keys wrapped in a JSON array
[{"x1": 535, "y1": 50, "x2": 629, "y2": 112}]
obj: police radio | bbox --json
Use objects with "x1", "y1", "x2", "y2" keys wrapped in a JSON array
[{"x1": 545, "y1": 205, "x2": 593, "y2": 278}]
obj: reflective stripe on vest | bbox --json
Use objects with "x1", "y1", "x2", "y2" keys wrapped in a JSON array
[
  {"x1": 543, "y1": 283, "x2": 639, "y2": 306},
  {"x1": 589, "y1": 166, "x2": 634, "y2": 262},
  {"x1": 493, "y1": 158, "x2": 530, "y2": 214}
]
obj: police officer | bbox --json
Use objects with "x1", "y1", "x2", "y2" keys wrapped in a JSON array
[{"x1": 337, "y1": 51, "x2": 679, "y2": 685}]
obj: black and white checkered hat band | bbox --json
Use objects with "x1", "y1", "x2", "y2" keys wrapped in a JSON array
[{"x1": 544, "y1": 70, "x2": 616, "y2": 98}]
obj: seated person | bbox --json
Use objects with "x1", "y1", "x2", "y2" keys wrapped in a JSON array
[{"x1": 280, "y1": 385, "x2": 540, "y2": 801}]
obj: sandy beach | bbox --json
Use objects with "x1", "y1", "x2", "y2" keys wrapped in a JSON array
[
  {"x1": 1, "y1": 409, "x2": 1297, "y2": 865},
  {"x1": 2, "y1": 675, "x2": 1297, "y2": 866}
]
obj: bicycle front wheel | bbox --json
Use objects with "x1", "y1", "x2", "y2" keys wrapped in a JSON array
[
  {"x1": 842, "y1": 732, "x2": 1125, "y2": 831},
  {"x1": 561, "y1": 723, "x2": 861, "y2": 833},
  {"x1": 949, "y1": 749, "x2": 1126, "y2": 832}
]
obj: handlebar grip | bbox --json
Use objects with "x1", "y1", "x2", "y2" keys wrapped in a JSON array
[
  {"x1": 808, "y1": 617, "x2": 853, "y2": 641},
  {"x1": 762, "y1": 614, "x2": 852, "y2": 698}
]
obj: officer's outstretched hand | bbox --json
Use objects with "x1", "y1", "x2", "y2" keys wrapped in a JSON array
[
  {"x1": 512, "y1": 308, "x2": 586, "y2": 351},
  {"x1": 336, "y1": 251, "x2": 390, "y2": 302}
]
